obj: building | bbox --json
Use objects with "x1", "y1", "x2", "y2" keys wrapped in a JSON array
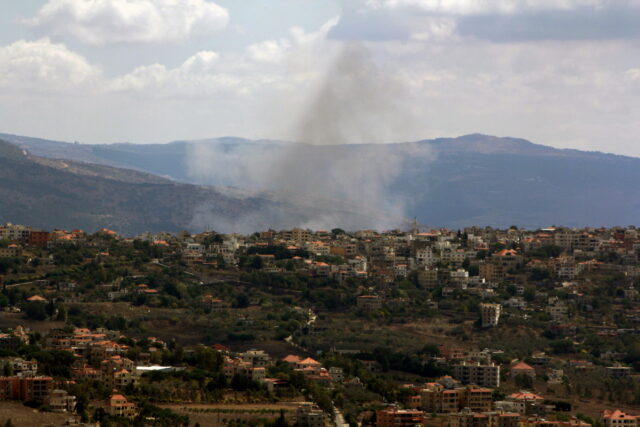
[
  {"x1": 0, "y1": 376, "x2": 53, "y2": 402},
  {"x1": 377, "y1": 407, "x2": 425, "y2": 427},
  {"x1": 606, "y1": 366, "x2": 633, "y2": 379},
  {"x1": 239, "y1": 349, "x2": 271, "y2": 367},
  {"x1": 0, "y1": 357, "x2": 38, "y2": 377},
  {"x1": 46, "y1": 389, "x2": 77, "y2": 412},
  {"x1": 357, "y1": 295, "x2": 383, "y2": 310},
  {"x1": 430, "y1": 411, "x2": 520, "y2": 427},
  {"x1": 28, "y1": 231, "x2": 51, "y2": 247},
  {"x1": 103, "y1": 394, "x2": 137, "y2": 418},
  {"x1": 503, "y1": 391, "x2": 545, "y2": 414},
  {"x1": 480, "y1": 303, "x2": 501, "y2": 328},
  {"x1": 453, "y1": 362, "x2": 500, "y2": 388},
  {"x1": 417, "y1": 383, "x2": 492, "y2": 413},
  {"x1": 511, "y1": 362, "x2": 536, "y2": 379},
  {"x1": 296, "y1": 402, "x2": 326, "y2": 427},
  {"x1": 602, "y1": 410, "x2": 639, "y2": 427},
  {"x1": 522, "y1": 417, "x2": 590, "y2": 427},
  {"x1": 201, "y1": 295, "x2": 230, "y2": 312},
  {"x1": 0, "y1": 244, "x2": 22, "y2": 258}
]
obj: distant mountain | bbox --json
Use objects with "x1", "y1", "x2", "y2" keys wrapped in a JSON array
[
  {"x1": 3, "y1": 132, "x2": 640, "y2": 229},
  {"x1": 0, "y1": 139, "x2": 368, "y2": 235}
]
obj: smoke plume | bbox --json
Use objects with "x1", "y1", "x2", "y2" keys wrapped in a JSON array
[{"x1": 188, "y1": 44, "x2": 433, "y2": 233}]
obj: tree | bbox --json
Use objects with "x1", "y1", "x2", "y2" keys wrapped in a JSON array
[
  {"x1": 249, "y1": 256, "x2": 264, "y2": 270},
  {"x1": 25, "y1": 302, "x2": 47, "y2": 321},
  {"x1": 235, "y1": 293, "x2": 250, "y2": 309},
  {"x1": 514, "y1": 373, "x2": 534, "y2": 389},
  {"x1": 530, "y1": 268, "x2": 550, "y2": 282}
]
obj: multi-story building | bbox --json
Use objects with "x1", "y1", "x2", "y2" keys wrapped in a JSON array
[
  {"x1": 0, "y1": 376, "x2": 53, "y2": 402},
  {"x1": 0, "y1": 357, "x2": 38, "y2": 377},
  {"x1": 296, "y1": 402, "x2": 326, "y2": 427},
  {"x1": 45, "y1": 389, "x2": 77, "y2": 412},
  {"x1": 602, "y1": 410, "x2": 639, "y2": 427},
  {"x1": 453, "y1": 362, "x2": 500, "y2": 388},
  {"x1": 418, "y1": 383, "x2": 492, "y2": 413},
  {"x1": 377, "y1": 407, "x2": 425, "y2": 427},
  {"x1": 104, "y1": 394, "x2": 137, "y2": 418},
  {"x1": 430, "y1": 411, "x2": 520, "y2": 427},
  {"x1": 239, "y1": 349, "x2": 271, "y2": 368},
  {"x1": 480, "y1": 304, "x2": 501, "y2": 328}
]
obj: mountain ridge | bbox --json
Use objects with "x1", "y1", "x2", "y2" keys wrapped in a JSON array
[
  {"x1": 2, "y1": 131, "x2": 636, "y2": 160},
  {"x1": 1, "y1": 133, "x2": 639, "y2": 230}
]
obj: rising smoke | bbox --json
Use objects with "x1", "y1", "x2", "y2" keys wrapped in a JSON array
[{"x1": 188, "y1": 44, "x2": 433, "y2": 233}]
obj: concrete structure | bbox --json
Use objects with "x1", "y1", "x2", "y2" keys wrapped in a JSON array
[
  {"x1": 453, "y1": 362, "x2": 500, "y2": 388},
  {"x1": 480, "y1": 303, "x2": 501, "y2": 328},
  {"x1": 376, "y1": 407, "x2": 425, "y2": 427},
  {"x1": 296, "y1": 402, "x2": 326, "y2": 427},
  {"x1": 602, "y1": 410, "x2": 639, "y2": 427}
]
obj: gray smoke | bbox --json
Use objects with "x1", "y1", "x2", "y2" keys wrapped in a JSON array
[{"x1": 188, "y1": 44, "x2": 433, "y2": 233}]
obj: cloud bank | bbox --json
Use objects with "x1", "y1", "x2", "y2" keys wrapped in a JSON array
[
  {"x1": 0, "y1": 38, "x2": 101, "y2": 93},
  {"x1": 27, "y1": 0, "x2": 229, "y2": 45}
]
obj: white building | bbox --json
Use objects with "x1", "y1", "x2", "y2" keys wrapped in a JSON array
[{"x1": 480, "y1": 303, "x2": 501, "y2": 327}]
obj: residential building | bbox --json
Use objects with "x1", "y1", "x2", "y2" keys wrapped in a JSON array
[
  {"x1": 46, "y1": 389, "x2": 77, "y2": 412},
  {"x1": 103, "y1": 394, "x2": 137, "y2": 418},
  {"x1": 377, "y1": 407, "x2": 425, "y2": 427},
  {"x1": 453, "y1": 362, "x2": 500, "y2": 388},
  {"x1": 296, "y1": 402, "x2": 326, "y2": 427},
  {"x1": 480, "y1": 304, "x2": 501, "y2": 328},
  {"x1": 602, "y1": 410, "x2": 639, "y2": 427}
]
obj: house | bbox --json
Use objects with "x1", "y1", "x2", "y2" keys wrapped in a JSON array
[
  {"x1": 0, "y1": 357, "x2": 37, "y2": 377},
  {"x1": 0, "y1": 244, "x2": 22, "y2": 257},
  {"x1": 602, "y1": 410, "x2": 639, "y2": 427},
  {"x1": 606, "y1": 366, "x2": 633, "y2": 379},
  {"x1": 357, "y1": 295, "x2": 382, "y2": 310},
  {"x1": 239, "y1": 349, "x2": 271, "y2": 367},
  {"x1": 296, "y1": 402, "x2": 326, "y2": 427},
  {"x1": 511, "y1": 361, "x2": 536, "y2": 379},
  {"x1": 298, "y1": 357, "x2": 322, "y2": 375},
  {"x1": 103, "y1": 394, "x2": 137, "y2": 418},
  {"x1": 504, "y1": 391, "x2": 545, "y2": 414},
  {"x1": 376, "y1": 407, "x2": 425, "y2": 427},
  {"x1": 201, "y1": 295, "x2": 230, "y2": 312},
  {"x1": 46, "y1": 389, "x2": 77, "y2": 412}
]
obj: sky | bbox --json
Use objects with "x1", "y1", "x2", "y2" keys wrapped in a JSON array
[{"x1": 1, "y1": 0, "x2": 640, "y2": 156}]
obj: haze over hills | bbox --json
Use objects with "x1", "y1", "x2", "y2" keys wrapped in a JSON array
[
  {"x1": 0, "y1": 139, "x2": 380, "y2": 235},
  {"x1": 1, "y1": 133, "x2": 640, "y2": 231}
]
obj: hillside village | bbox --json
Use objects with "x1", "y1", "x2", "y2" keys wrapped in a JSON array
[{"x1": 1, "y1": 222, "x2": 640, "y2": 426}]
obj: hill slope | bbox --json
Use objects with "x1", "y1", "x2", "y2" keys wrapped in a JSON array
[
  {"x1": 3, "y1": 133, "x2": 640, "y2": 229},
  {"x1": 0, "y1": 139, "x2": 362, "y2": 235}
]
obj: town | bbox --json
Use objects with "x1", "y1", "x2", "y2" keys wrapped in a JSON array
[{"x1": 1, "y1": 222, "x2": 640, "y2": 427}]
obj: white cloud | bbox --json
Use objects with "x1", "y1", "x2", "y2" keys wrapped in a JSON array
[
  {"x1": 0, "y1": 38, "x2": 101, "y2": 93},
  {"x1": 246, "y1": 39, "x2": 292, "y2": 63},
  {"x1": 246, "y1": 16, "x2": 339, "y2": 65},
  {"x1": 366, "y1": 0, "x2": 618, "y2": 14},
  {"x1": 628, "y1": 68, "x2": 640, "y2": 80},
  {"x1": 27, "y1": 0, "x2": 229, "y2": 45},
  {"x1": 107, "y1": 16, "x2": 342, "y2": 102},
  {"x1": 109, "y1": 50, "x2": 257, "y2": 98},
  {"x1": 409, "y1": 16, "x2": 457, "y2": 41}
]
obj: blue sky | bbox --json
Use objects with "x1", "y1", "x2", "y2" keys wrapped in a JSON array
[{"x1": 1, "y1": 0, "x2": 639, "y2": 156}]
